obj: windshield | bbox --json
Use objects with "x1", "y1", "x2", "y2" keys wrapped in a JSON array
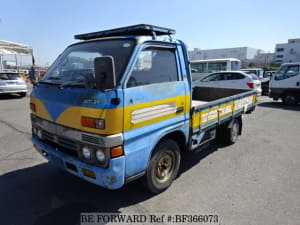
[
  {"x1": 275, "y1": 65, "x2": 299, "y2": 80},
  {"x1": 249, "y1": 74, "x2": 258, "y2": 80},
  {"x1": 41, "y1": 39, "x2": 135, "y2": 87},
  {"x1": 243, "y1": 70, "x2": 257, "y2": 75},
  {"x1": 0, "y1": 73, "x2": 21, "y2": 80}
]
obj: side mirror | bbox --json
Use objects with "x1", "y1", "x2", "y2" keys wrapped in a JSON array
[{"x1": 94, "y1": 56, "x2": 116, "y2": 91}]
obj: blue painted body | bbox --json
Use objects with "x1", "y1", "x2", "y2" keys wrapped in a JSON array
[
  {"x1": 30, "y1": 34, "x2": 256, "y2": 189},
  {"x1": 32, "y1": 137, "x2": 125, "y2": 189},
  {"x1": 123, "y1": 112, "x2": 190, "y2": 178},
  {"x1": 121, "y1": 41, "x2": 190, "y2": 179},
  {"x1": 31, "y1": 37, "x2": 192, "y2": 189}
]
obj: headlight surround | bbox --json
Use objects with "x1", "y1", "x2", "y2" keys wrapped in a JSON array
[{"x1": 80, "y1": 146, "x2": 108, "y2": 166}]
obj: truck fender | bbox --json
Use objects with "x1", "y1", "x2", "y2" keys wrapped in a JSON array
[{"x1": 147, "y1": 130, "x2": 186, "y2": 167}]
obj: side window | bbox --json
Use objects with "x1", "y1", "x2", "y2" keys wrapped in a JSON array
[
  {"x1": 202, "y1": 73, "x2": 222, "y2": 82},
  {"x1": 207, "y1": 62, "x2": 226, "y2": 73},
  {"x1": 191, "y1": 63, "x2": 206, "y2": 73},
  {"x1": 285, "y1": 66, "x2": 299, "y2": 77},
  {"x1": 231, "y1": 61, "x2": 240, "y2": 70},
  {"x1": 275, "y1": 65, "x2": 299, "y2": 80},
  {"x1": 223, "y1": 73, "x2": 244, "y2": 80},
  {"x1": 127, "y1": 47, "x2": 178, "y2": 87}
]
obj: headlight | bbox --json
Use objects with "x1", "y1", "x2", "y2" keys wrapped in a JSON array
[
  {"x1": 37, "y1": 128, "x2": 43, "y2": 139},
  {"x1": 82, "y1": 146, "x2": 91, "y2": 160},
  {"x1": 32, "y1": 127, "x2": 37, "y2": 135},
  {"x1": 95, "y1": 149, "x2": 105, "y2": 163}
]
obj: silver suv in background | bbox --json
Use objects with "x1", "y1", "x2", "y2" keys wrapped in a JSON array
[
  {"x1": 241, "y1": 68, "x2": 264, "y2": 80},
  {"x1": 0, "y1": 72, "x2": 28, "y2": 97},
  {"x1": 241, "y1": 68, "x2": 272, "y2": 95},
  {"x1": 192, "y1": 71, "x2": 262, "y2": 95}
]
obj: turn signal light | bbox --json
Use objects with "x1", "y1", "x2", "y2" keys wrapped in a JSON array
[
  {"x1": 81, "y1": 117, "x2": 95, "y2": 128},
  {"x1": 81, "y1": 117, "x2": 105, "y2": 129},
  {"x1": 30, "y1": 103, "x2": 36, "y2": 112},
  {"x1": 110, "y1": 146, "x2": 124, "y2": 158}
]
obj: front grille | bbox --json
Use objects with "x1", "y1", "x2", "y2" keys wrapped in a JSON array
[
  {"x1": 81, "y1": 134, "x2": 100, "y2": 144},
  {"x1": 42, "y1": 130, "x2": 78, "y2": 158}
]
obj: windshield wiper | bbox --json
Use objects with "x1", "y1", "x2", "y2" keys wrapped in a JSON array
[
  {"x1": 59, "y1": 80, "x2": 86, "y2": 89},
  {"x1": 38, "y1": 81, "x2": 60, "y2": 86},
  {"x1": 47, "y1": 76, "x2": 61, "y2": 80}
]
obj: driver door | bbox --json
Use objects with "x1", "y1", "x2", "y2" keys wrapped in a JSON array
[{"x1": 122, "y1": 44, "x2": 188, "y2": 177}]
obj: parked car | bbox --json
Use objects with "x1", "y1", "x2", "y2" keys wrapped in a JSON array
[
  {"x1": 241, "y1": 68, "x2": 264, "y2": 80},
  {"x1": 242, "y1": 69, "x2": 272, "y2": 95},
  {"x1": 192, "y1": 71, "x2": 262, "y2": 95},
  {"x1": 269, "y1": 62, "x2": 300, "y2": 105},
  {"x1": 0, "y1": 72, "x2": 27, "y2": 97}
]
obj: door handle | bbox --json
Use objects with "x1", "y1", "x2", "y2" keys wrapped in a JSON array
[
  {"x1": 176, "y1": 107, "x2": 184, "y2": 113},
  {"x1": 296, "y1": 82, "x2": 300, "y2": 86}
]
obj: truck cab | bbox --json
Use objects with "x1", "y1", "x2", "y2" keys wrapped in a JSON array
[
  {"x1": 269, "y1": 62, "x2": 300, "y2": 105},
  {"x1": 31, "y1": 25, "x2": 192, "y2": 193},
  {"x1": 30, "y1": 25, "x2": 256, "y2": 193}
]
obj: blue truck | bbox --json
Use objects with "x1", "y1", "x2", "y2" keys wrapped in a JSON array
[{"x1": 30, "y1": 24, "x2": 257, "y2": 193}]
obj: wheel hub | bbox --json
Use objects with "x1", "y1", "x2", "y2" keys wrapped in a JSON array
[{"x1": 155, "y1": 151, "x2": 175, "y2": 183}]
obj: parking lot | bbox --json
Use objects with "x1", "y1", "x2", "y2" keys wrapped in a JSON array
[{"x1": 0, "y1": 86, "x2": 299, "y2": 225}]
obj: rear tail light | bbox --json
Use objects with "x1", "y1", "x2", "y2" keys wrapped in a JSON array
[{"x1": 246, "y1": 82, "x2": 254, "y2": 89}]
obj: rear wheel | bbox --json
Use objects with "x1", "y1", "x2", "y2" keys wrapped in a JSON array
[
  {"x1": 144, "y1": 139, "x2": 180, "y2": 194},
  {"x1": 282, "y1": 93, "x2": 298, "y2": 106},
  {"x1": 223, "y1": 119, "x2": 240, "y2": 144}
]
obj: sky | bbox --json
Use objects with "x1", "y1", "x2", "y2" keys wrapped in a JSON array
[{"x1": 1, "y1": 0, "x2": 300, "y2": 66}]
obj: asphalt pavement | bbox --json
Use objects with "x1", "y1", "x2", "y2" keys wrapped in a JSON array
[{"x1": 0, "y1": 87, "x2": 299, "y2": 225}]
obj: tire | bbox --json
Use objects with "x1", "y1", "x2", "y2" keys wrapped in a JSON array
[
  {"x1": 19, "y1": 92, "x2": 27, "y2": 98},
  {"x1": 282, "y1": 93, "x2": 298, "y2": 106},
  {"x1": 144, "y1": 139, "x2": 181, "y2": 194},
  {"x1": 223, "y1": 119, "x2": 240, "y2": 145}
]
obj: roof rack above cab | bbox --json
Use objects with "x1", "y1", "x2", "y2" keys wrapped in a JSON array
[{"x1": 74, "y1": 24, "x2": 176, "y2": 40}]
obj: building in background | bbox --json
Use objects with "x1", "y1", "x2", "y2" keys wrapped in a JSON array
[
  {"x1": 257, "y1": 52, "x2": 275, "y2": 67},
  {"x1": 275, "y1": 38, "x2": 300, "y2": 63},
  {"x1": 189, "y1": 47, "x2": 264, "y2": 64},
  {"x1": 0, "y1": 40, "x2": 33, "y2": 72}
]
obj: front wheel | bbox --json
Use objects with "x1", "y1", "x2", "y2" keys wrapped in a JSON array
[
  {"x1": 144, "y1": 139, "x2": 181, "y2": 194},
  {"x1": 282, "y1": 93, "x2": 298, "y2": 106}
]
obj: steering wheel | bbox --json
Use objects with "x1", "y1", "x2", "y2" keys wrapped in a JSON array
[{"x1": 71, "y1": 71, "x2": 86, "y2": 81}]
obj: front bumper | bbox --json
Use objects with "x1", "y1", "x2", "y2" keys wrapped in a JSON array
[
  {"x1": 32, "y1": 137, "x2": 125, "y2": 189},
  {"x1": 0, "y1": 85, "x2": 27, "y2": 94}
]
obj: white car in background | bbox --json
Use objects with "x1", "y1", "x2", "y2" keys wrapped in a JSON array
[
  {"x1": 241, "y1": 68, "x2": 264, "y2": 80},
  {"x1": 192, "y1": 71, "x2": 262, "y2": 95},
  {"x1": 0, "y1": 72, "x2": 28, "y2": 97}
]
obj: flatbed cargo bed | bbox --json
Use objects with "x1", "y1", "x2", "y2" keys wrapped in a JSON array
[{"x1": 191, "y1": 87, "x2": 257, "y2": 132}]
